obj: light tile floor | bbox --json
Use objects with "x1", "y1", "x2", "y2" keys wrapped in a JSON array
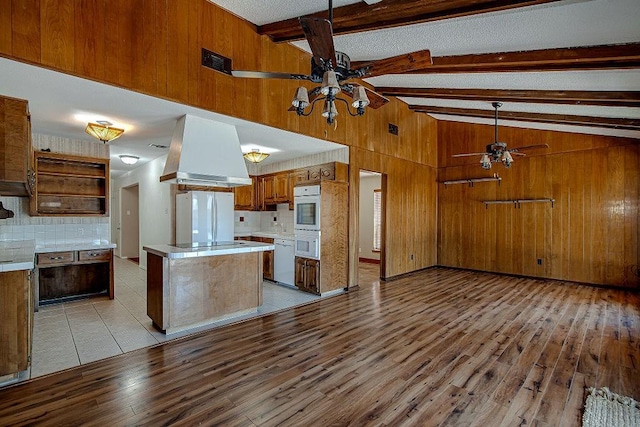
[{"x1": 30, "y1": 256, "x2": 328, "y2": 378}]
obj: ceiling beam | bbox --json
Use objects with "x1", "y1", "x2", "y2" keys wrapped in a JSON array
[
  {"x1": 353, "y1": 43, "x2": 640, "y2": 73},
  {"x1": 376, "y1": 88, "x2": 640, "y2": 107},
  {"x1": 258, "y1": 0, "x2": 564, "y2": 42},
  {"x1": 408, "y1": 106, "x2": 640, "y2": 130}
]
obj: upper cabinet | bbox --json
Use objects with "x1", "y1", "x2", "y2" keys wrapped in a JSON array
[
  {"x1": 233, "y1": 177, "x2": 257, "y2": 210},
  {"x1": 0, "y1": 95, "x2": 33, "y2": 197},
  {"x1": 262, "y1": 172, "x2": 290, "y2": 205},
  {"x1": 30, "y1": 152, "x2": 109, "y2": 216}
]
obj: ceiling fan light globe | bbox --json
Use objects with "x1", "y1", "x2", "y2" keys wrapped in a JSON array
[
  {"x1": 502, "y1": 151, "x2": 514, "y2": 167},
  {"x1": 321, "y1": 100, "x2": 338, "y2": 119},
  {"x1": 320, "y1": 70, "x2": 341, "y2": 96},
  {"x1": 291, "y1": 87, "x2": 309, "y2": 108},
  {"x1": 351, "y1": 86, "x2": 370, "y2": 108},
  {"x1": 480, "y1": 154, "x2": 492, "y2": 169}
]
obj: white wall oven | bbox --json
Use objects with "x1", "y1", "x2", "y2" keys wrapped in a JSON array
[
  {"x1": 294, "y1": 185, "x2": 321, "y2": 232},
  {"x1": 294, "y1": 231, "x2": 320, "y2": 260}
]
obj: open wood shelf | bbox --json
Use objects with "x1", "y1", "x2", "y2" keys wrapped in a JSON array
[
  {"x1": 441, "y1": 173, "x2": 501, "y2": 187},
  {"x1": 31, "y1": 152, "x2": 109, "y2": 216},
  {"x1": 482, "y1": 198, "x2": 555, "y2": 208}
]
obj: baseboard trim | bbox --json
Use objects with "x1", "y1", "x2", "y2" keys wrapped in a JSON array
[{"x1": 359, "y1": 257, "x2": 380, "y2": 264}]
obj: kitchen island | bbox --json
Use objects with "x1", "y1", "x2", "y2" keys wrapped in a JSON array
[{"x1": 143, "y1": 241, "x2": 275, "y2": 334}]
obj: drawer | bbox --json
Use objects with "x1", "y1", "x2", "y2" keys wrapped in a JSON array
[
  {"x1": 78, "y1": 249, "x2": 112, "y2": 262},
  {"x1": 37, "y1": 251, "x2": 75, "y2": 266}
]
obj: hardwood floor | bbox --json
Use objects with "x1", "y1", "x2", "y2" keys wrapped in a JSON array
[{"x1": 0, "y1": 267, "x2": 638, "y2": 426}]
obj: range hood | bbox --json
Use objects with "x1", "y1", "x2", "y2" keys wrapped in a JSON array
[{"x1": 160, "y1": 115, "x2": 251, "y2": 187}]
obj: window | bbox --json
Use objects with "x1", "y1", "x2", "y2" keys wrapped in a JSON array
[{"x1": 373, "y1": 189, "x2": 381, "y2": 252}]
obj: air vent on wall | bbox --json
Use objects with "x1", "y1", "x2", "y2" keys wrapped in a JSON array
[{"x1": 201, "y1": 48, "x2": 232, "y2": 75}]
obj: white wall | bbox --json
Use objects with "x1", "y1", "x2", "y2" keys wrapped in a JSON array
[
  {"x1": 112, "y1": 155, "x2": 171, "y2": 269},
  {"x1": 120, "y1": 184, "x2": 140, "y2": 258},
  {"x1": 359, "y1": 174, "x2": 381, "y2": 261}
]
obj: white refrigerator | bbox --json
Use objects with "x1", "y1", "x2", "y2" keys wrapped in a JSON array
[{"x1": 176, "y1": 191, "x2": 235, "y2": 244}]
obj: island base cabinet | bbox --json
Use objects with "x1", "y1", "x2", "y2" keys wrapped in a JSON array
[
  {"x1": 295, "y1": 256, "x2": 320, "y2": 295},
  {"x1": 147, "y1": 252, "x2": 263, "y2": 333},
  {"x1": 0, "y1": 270, "x2": 32, "y2": 377}
]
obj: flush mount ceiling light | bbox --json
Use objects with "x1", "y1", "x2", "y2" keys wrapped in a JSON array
[
  {"x1": 119, "y1": 155, "x2": 139, "y2": 165},
  {"x1": 243, "y1": 149, "x2": 270, "y2": 164},
  {"x1": 85, "y1": 120, "x2": 125, "y2": 143}
]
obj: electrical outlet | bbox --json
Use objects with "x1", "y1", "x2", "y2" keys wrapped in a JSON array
[
  {"x1": 410, "y1": 254, "x2": 414, "y2": 260},
  {"x1": 537, "y1": 258, "x2": 543, "y2": 265},
  {"x1": 239, "y1": 216, "x2": 245, "y2": 222},
  {"x1": 78, "y1": 227, "x2": 84, "y2": 236}
]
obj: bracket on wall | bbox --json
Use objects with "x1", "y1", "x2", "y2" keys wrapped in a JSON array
[
  {"x1": 441, "y1": 173, "x2": 501, "y2": 187},
  {"x1": 482, "y1": 198, "x2": 555, "y2": 209}
]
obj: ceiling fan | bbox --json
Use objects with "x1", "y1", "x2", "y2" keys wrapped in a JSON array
[
  {"x1": 231, "y1": 0, "x2": 432, "y2": 124},
  {"x1": 452, "y1": 102, "x2": 549, "y2": 169}
]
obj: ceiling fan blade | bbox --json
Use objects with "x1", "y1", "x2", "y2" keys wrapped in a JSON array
[
  {"x1": 287, "y1": 87, "x2": 322, "y2": 112},
  {"x1": 299, "y1": 17, "x2": 336, "y2": 69},
  {"x1": 231, "y1": 70, "x2": 312, "y2": 80},
  {"x1": 508, "y1": 143, "x2": 550, "y2": 152},
  {"x1": 452, "y1": 152, "x2": 488, "y2": 157},
  {"x1": 354, "y1": 50, "x2": 432, "y2": 78},
  {"x1": 342, "y1": 85, "x2": 390, "y2": 109}
]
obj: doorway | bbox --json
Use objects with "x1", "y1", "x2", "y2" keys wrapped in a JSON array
[
  {"x1": 358, "y1": 170, "x2": 385, "y2": 287},
  {"x1": 120, "y1": 184, "x2": 140, "y2": 262}
]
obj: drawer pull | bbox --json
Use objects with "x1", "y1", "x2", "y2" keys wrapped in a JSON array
[
  {"x1": 50, "y1": 256, "x2": 64, "y2": 260},
  {"x1": 90, "y1": 253, "x2": 99, "y2": 257}
]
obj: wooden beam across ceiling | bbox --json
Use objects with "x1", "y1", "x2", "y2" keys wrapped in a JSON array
[
  {"x1": 376, "y1": 88, "x2": 640, "y2": 107},
  {"x1": 353, "y1": 43, "x2": 640, "y2": 74},
  {"x1": 258, "y1": 0, "x2": 564, "y2": 42},
  {"x1": 408, "y1": 105, "x2": 640, "y2": 130}
]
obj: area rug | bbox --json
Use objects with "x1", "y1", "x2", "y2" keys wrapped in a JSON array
[{"x1": 582, "y1": 387, "x2": 640, "y2": 427}]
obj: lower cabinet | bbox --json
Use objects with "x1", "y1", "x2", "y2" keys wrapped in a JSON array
[
  {"x1": 295, "y1": 256, "x2": 320, "y2": 295},
  {"x1": 250, "y1": 237, "x2": 274, "y2": 280},
  {"x1": 35, "y1": 248, "x2": 114, "y2": 308},
  {"x1": 0, "y1": 269, "x2": 32, "y2": 377}
]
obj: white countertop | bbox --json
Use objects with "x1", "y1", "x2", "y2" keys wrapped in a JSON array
[
  {"x1": 0, "y1": 240, "x2": 35, "y2": 272},
  {"x1": 143, "y1": 241, "x2": 275, "y2": 259},
  {"x1": 0, "y1": 240, "x2": 117, "y2": 272},
  {"x1": 35, "y1": 241, "x2": 117, "y2": 253}
]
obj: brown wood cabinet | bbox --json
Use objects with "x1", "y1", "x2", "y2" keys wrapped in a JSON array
[
  {"x1": 262, "y1": 172, "x2": 290, "y2": 205},
  {"x1": 251, "y1": 236, "x2": 274, "y2": 280},
  {"x1": 233, "y1": 177, "x2": 257, "y2": 210},
  {"x1": 0, "y1": 95, "x2": 33, "y2": 197},
  {"x1": 295, "y1": 256, "x2": 320, "y2": 295},
  {"x1": 30, "y1": 152, "x2": 109, "y2": 216},
  {"x1": 293, "y1": 162, "x2": 348, "y2": 186},
  {"x1": 35, "y1": 248, "x2": 114, "y2": 308},
  {"x1": 0, "y1": 269, "x2": 32, "y2": 376}
]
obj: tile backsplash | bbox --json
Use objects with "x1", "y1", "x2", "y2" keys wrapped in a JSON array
[
  {"x1": 0, "y1": 197, "x2": 109, "y2": 244},
  {"x1": 235, "y1": 204, "x2": 294, "y2": 234}
]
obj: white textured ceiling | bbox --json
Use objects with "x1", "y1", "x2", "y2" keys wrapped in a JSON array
[{"x1": 212, "y1": 0, "x2": 640, "y2": 140}]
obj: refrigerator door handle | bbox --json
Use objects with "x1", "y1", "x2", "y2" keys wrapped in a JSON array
[{"x1": 212, "y1": 195, "x2": 217, "y2": 242}]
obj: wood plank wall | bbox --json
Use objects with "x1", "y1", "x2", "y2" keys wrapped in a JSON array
[
  {"x1": 0, "y1": 0, "x2": 434, "y2": 167},
  {"x1": 0, "y1": 0, "x2": 441, "y2": 284},
  {"x1": 349, "y1": 143, "x2": 438, "y2": 286},
  {"x1": 438, "y1": 121, "x2": 639, "y2": 288}
]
